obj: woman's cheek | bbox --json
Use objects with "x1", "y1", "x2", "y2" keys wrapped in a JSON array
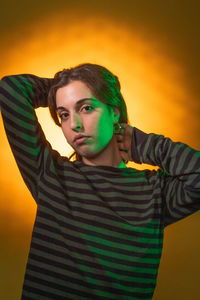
[{"x1": 62, "y1": 126, "x2": 70, "y2": 143}]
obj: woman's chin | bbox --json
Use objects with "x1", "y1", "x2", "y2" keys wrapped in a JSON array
[{"x1": 75, "y1": 146, "x2": 96, "y2": 159}]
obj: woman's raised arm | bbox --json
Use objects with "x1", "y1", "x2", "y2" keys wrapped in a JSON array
[
  {"x1": 122, "y1": 125, "x2": 200, "y2": 226},
  {"x1": 0, "y1": 74, "x2": 54, "y2": 200}
]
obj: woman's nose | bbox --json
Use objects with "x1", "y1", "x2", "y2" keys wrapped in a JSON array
[{"x1": 70, "y1": 113, "x2": 83, "y2": 131}]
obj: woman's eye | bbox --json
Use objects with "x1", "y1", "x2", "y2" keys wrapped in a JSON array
[
  {"x1": 59, "y1": 112, "x2": 69, "y2": 120},
  {"x1": 82, "y1": 105, "x2": 94, "y2": 112}
]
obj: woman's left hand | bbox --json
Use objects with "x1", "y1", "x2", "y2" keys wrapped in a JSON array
[{"x1": 115, "y1": 123, "x2": 133, "y2": 162}]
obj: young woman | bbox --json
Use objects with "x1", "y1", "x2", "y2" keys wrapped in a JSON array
[{"x1": 0, "y1": 63, "x2": 199, "y2": 299}]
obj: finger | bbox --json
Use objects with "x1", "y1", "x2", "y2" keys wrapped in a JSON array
[
  {"x1": 119, "y1": 146, "x2": 129, "y2": 154},
  {"x1": 122, "y1": 149, "x2": 128, "y2": 153},
  {"x1": 116, "y1": 135, "x2": 124, "y2": 143},
  {"x1": 117, "y1": 142, "x2": 125, "y2": 149},
  {"x1": 119, "y1": 150, "x2": 129, "y2": 161}
]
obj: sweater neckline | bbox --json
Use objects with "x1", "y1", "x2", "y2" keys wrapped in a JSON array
[{"x1": 74, "y1": 160, "x2": 129, "y2": 171}]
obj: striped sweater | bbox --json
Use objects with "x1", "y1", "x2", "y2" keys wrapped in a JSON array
[{"x1": 0, "y1": 74, "x2": 199, "y2": 300}]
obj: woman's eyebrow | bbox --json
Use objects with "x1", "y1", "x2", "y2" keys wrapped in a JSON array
[{"x1": 56, "y1": 98, "x2": 95, "y2": 111}]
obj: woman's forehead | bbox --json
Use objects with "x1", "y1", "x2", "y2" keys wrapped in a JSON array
[
  {"x1": 56, "y1": 81, "x2": 93, "y2": 104},
  {"x1": 55, "y1": 81, "x2": 110, "y2": 110}
]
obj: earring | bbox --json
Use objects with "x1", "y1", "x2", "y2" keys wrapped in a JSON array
[{"x1": 114, "y1": 122, "x2": 122, "y2": 134}]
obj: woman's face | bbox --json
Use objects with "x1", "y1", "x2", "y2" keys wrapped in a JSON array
[{"x1": 56, "y1": 80, "x2": 119, "y2": 160}]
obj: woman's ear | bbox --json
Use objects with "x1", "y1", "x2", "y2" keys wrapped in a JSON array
[{"x1": 113, "y1": 107, "x2": 120, "y2": 123}]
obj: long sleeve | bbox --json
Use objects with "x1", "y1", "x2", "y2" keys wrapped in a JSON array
[
  {"x1": 0, "y1": 74, "x2": 55, "y2": 201},
  {"x1": 131, "y1": 127, "x2": 200, "y2": 226}
]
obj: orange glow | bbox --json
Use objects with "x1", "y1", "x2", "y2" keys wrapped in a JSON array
[
  {"x1": 0, "y1": 15, "x2": 192, "y2": 230},
  {"x1": 1, "y1": 13, "x2": 199, "y2": 300},
  {"x1": 0, "y1": 16, "x2": 191, "y2": 218},
  {"x1": 2, "y1": 17, "x2": 189, "y2": 155}
]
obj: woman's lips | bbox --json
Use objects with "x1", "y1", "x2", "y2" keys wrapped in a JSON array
[
  {"x1": 74, "y1": 136, "x2": 89, "y2": 145},
  {"x1": 74, "y1": 135, "x2": 89, "y2": 145}
]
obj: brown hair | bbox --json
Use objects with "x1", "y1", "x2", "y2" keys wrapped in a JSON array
[{"x1": 48, "y1": 63, "x2": 129, "y2": 161}]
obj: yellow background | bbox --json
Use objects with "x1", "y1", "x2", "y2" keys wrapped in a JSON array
[{"x1": 0, "y1": 1, "x2": 200, "y2": 299}]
